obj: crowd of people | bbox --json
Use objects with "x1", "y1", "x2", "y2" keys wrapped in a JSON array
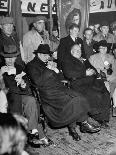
[{"x1": 0, "y1": 14, "x2": 116, "y2": 154}]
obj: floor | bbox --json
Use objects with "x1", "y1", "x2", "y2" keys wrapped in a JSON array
[{"x1": 27, "y1": 116, "x2": 116, "y2": 155}]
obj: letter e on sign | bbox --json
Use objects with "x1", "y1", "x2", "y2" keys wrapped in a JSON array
[{"x1": 0, "y1": 0, "x2": 8, "y2": 11}]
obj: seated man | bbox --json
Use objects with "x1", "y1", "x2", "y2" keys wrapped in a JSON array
[
  {"x1": 26, "y1": 44, "x2": 101, "y2": 142},
  {"x1": 62, "y1": 44, "x2": 111, "y2": 127},
  {"x1": 0, "y1": 45, "x2": 53, "y2": 147}
]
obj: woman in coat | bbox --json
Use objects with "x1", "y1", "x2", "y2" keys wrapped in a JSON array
[
  {"x1": 26, "y1": 44, "x2": 101, "y2": 142},
  {"x1": 89, "y1": 40, "x2": 116, "y2": 108},
  {"x1": 62, "y1": 43, "x2": 111, "y2": 127}
]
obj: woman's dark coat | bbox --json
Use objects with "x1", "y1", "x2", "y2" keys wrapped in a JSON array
[
  {"x1": 26, "y1": 56, "x2": 90, "y2": 128},
  {"x1": 62, "y1": 55, "x2": 111, "y2": 122},
  {"x1": 2, "y1": 61, "x2": 32, "y2": 114}
]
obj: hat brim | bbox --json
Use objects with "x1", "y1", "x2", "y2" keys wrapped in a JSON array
[
  {"x1": 0, "y1": 51, "x2": 20, "y2": 58},
  {"x1": 33, "y1": 50, "x2": 53, "y2": 55}
]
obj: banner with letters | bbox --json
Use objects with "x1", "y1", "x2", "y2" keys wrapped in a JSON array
[
  {"x1": 90, "y1": 0, "x2": 116, "y2": 13},
  {"x1": 0, "y1": 0, "x2": 116, "y2": 14},
  {"x1": 0, "y1": 0, "x2": 56, "y2": 14}
]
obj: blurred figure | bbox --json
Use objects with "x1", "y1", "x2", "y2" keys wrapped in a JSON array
[
  {"x1": 50, "y1": 26, "x2": 59, "y2": 53},
  {"x1": 94, "y1": 23, "x2": 100, "y2": 36},
  {"x1": 65, "y1": 8, "x2": 81, "y2": 34},
  {"x1": 0, "y1": 112, "x2": 28, "y2": 155}
]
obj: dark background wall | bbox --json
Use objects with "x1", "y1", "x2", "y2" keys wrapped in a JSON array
[{"x1": 89, "y1": 11, "x2": 116, "y2": 25}]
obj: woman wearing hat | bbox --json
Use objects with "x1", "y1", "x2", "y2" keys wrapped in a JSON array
[
  {"x1": 89, "y1": 40, "x2": 116, "y2": 108},
  {"x1": 0, "y1": 44, "x2": 54, "y2": 148}
]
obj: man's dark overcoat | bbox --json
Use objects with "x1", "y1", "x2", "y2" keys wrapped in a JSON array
[
  {"x1": 57, "y1": 35, "x2": 85, "y2": 70},
  {"x1": 26, "y1": 56, "x2": 90, "y2": 128},
  {"x1": 62, "y1": 54, "x2": 111, "y2": 122}
]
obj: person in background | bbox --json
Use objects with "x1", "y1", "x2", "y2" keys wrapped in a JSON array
[
  {"x1": 0, "y1": 45, "x2": 53, "y2": 148},
  {"x1": 89, "y1": 40, "x2": 116, "y2": 109},
  {"x1": 50, "y1": 26, "x2": 60, "y2": 53},
  {"x1": 65, "y1": 8, "x2": 81, "y2": 35},
  {"x1": 111, "y1": 25, "x2": 116, "y2": 57},
  {"x1": 0, "y1": 16, "x2": 22, "y2": 68},
  {"x1": 88, "y1": 24, "x2": 95, "y2": 32},
  {"x1": 94, "y1": 23, "x2": 100, "y2": 36},
  {"x1": 83, "y1": 28, "x2": 98, "y2": 59},
  {"x1": 57, "y1": 23, "x2": 85, "y2": 71},
  {"x1": 93, "y1": 21, "x2": 114, "y2": 52},
  {"x1": 23, "y1": 16, "x2": 50, "y2": 63}
]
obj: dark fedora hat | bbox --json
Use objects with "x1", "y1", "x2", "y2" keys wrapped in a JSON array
[
  {"x1": 0, "y1": 45, "x2": 20, "y2": 58},
  {"x1": 34, "y1": 44, "x2": 52, "y2": 55}
]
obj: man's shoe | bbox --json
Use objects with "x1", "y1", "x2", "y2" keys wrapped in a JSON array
[
  {"x1": 80, "y1": 120, "x2": 101, "y2": 133},
  {"x1": 38, "y1": 137, "x2": 55, "y2": 147},
  {"x1": 68, "y1": 127, "x2": 81, "y2": 141},
  {"x1": 27, "y1": 132, "x2": 40, "y2": 148}
]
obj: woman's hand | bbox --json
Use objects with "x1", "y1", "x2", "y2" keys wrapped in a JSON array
[{"x1": 86, "y1": 68, "x2": 95, "y2": 76}]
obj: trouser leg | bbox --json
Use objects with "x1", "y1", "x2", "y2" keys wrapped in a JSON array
[
  {"x1": 7, "y1": 93, "x2": 23, "y2": 115},
  {"x1": 22, "y1": 95, "x2": 45, "y2": 139}
]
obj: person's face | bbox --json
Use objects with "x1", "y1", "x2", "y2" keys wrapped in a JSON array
[
  {"x1": 71, "y1": 45, "x2": 81, "y2": 59},
  {"x1": 38, "y1": 53, "x2": 50, "y2": 62},
  {"x1": 84, "y1": 30, "x2": 93, "y2": 40},
  {"x1": 0, "y1": 128, "x2": 12, "y2": 154},
  {"x1": 70, "y1": 27, "x2": 79, "y2": 38},
  {"x1": 2, "y1": 23, "x2": 14, "y2": 36},
  {"x1": 52, "y1": 30, "x2": 58, "y2": 37},
  {"x1": 101, "y1": 26, "x2": 109, "y2": 35},
  {"x1": 5, "y1": 57, "x2": 17, "y2": 66},
  {"x1": 94, "y1": 24, "x2": 100, "y2": 33},
  {"x1": 89, "y1": 25, "x2": 94, "y2": 31},
  {"x1": 99, "y1": 46, "x2": 107, "y2": 54},
  {"x1": 34, "y1": 20, "x2": 45, "y2": 32},
  {"x1": 73, "y1": 14, "x2": 80, "y2": 25}
]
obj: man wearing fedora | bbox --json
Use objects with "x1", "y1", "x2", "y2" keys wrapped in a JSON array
[
  {"x1": 0, "y1": 16, "x2": 22, "y2": 68},
  {"x1": 23, "y1": 15, "x2": 50, "y2": 64},
  {"x1": 0, "y1": 44, "x2": 54, "y2": 148}
]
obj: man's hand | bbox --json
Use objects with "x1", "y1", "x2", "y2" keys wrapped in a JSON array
[{"x1": 86, "y1": 68, "x2": 95, "y2": 76}]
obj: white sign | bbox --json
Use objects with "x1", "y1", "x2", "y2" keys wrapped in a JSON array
[
  {"x1": 21, "y1": 0, "x2": 56, "y2": 14},
  {"x1": 90, "y1": 0, "x2": 116, "y2": 13},
  {"x1": 0, "y1": 0, "x2": 116, "y2": 14},
  {"x1": 0, "y1": 0, "x2": 8, "y2": 12}
]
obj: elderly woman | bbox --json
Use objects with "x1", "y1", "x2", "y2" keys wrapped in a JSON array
[
  {"x1": 89, "y1": 40, "x2": 116, "y2": 108},
  {"x1": 62, "y1": 43, "x2": 111, "y2": 127}
]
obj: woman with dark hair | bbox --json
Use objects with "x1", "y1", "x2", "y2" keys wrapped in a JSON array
[
  {"x1": 62, "y1": 43, "x2": 111, "y2": 127},
  {"x1": 89, "y1": 40, "x2": 116, "y2": 108}
]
